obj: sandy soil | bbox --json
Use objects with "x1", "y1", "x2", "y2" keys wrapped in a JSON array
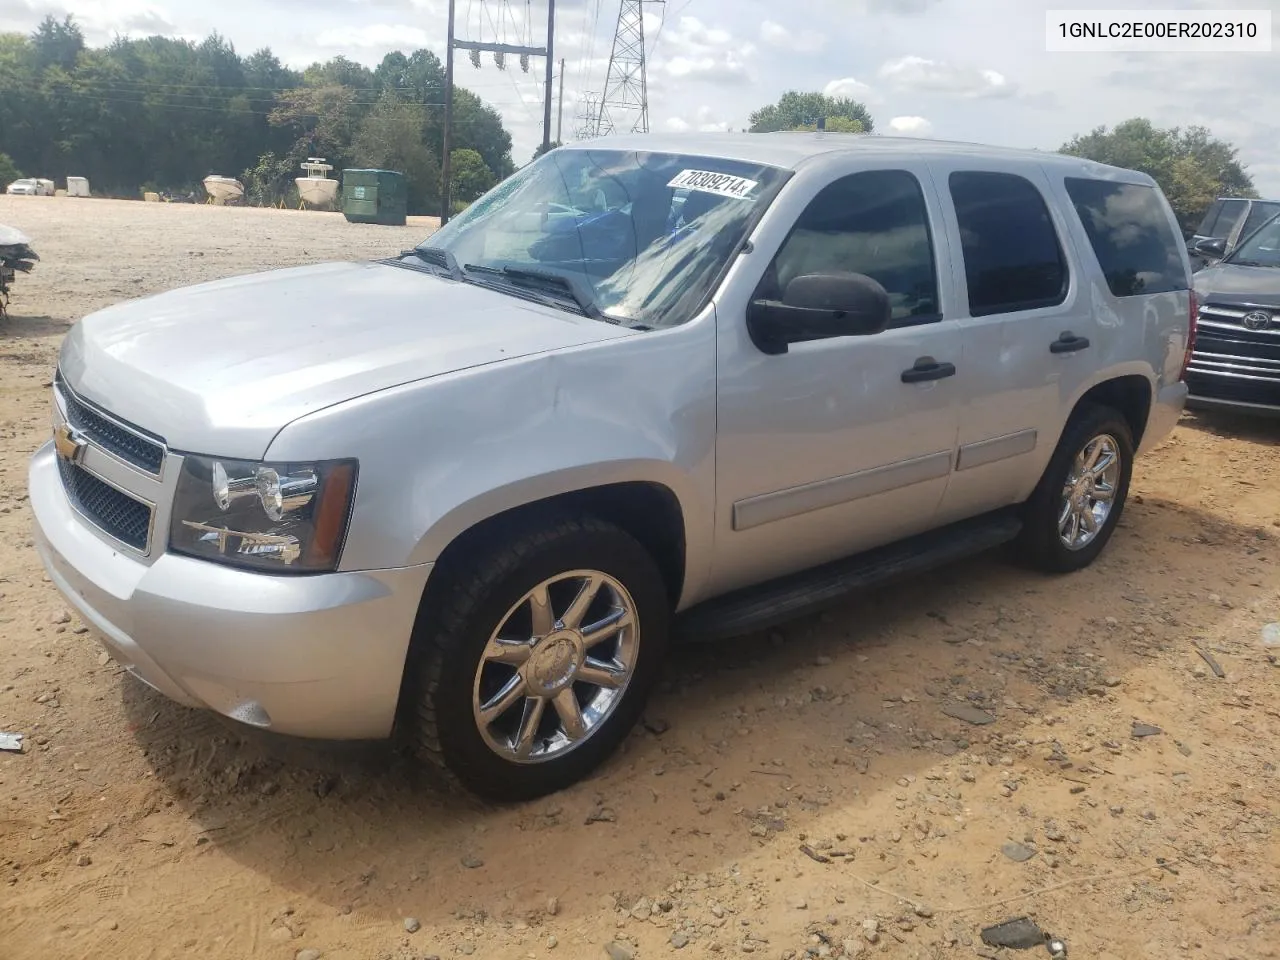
[{"x1": 1, "y1": 195, "x2": 1278, "y2": 960}]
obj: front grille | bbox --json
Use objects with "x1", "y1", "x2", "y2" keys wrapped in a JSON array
[
  {"x1": 57, "y1": 458, "x2": 153, "y2": 551},
  {"x1": 1198, "y1": 302, "x2": 1280, "y2": 333},
  {"x1": 56, "y1": 376, "x2": 165, "y2": 475}
]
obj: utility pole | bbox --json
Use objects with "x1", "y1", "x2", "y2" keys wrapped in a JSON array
[
  {"x1": 442, "y1": 0, "x2": 556, "y2": 222},
  {"x1": 441, "y1": 0, "x2": 457, "y2": 224},
  {"x1": 556, "y1": 57, "x2": 565, "y2": 145},
  {"x1": 541, "y1": 0, "x2": 555, "y2": 155}
]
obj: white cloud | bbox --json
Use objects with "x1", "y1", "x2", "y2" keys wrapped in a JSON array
[
  {"x1": 664, "y1": 105, "x2": 732, "y2": 134},
  {"x1": 759, "y1": 20, "x2": 826, "y2": 54},
  {"x1": 655, "y1": 16, "x2": 753, "y2": 85},
  {"x1": 315, "y1": 24, "x2": 431, "y2": 49},
  {"x1": 878, "y1": 55, "x2": 1015, "y2": 98},
  {"x1": 823, "y1": 77, "x2": 879, "y2": 104},
  {"x1": 888, "y1": 115, "x2": 933, "y2": 136}
]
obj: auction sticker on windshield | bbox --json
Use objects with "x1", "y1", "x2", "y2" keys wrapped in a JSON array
[{"x1": 667, "y1": 169, "x2": 759, "y2": 199}]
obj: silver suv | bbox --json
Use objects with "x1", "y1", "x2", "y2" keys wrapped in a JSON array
[{"x1": 29, "y1": 133, "x2": 1192, "y2": 799}]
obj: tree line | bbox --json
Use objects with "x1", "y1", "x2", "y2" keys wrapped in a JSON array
[
  {"x1": 0, "y1": 21, "x2": 1260, "y2": 232},
  {"x1": 0, "y1": 15, "x2": 516, "y2": 214}
]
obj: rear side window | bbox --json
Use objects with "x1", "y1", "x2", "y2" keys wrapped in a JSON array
[
  {"x1": 1240, "y1": 201, "x2": 1280, "y2": 243},
  {"x1": 1195, "y1": 200, "x2": 1223, "y2": 237},
  {"x1": 1064, "y1": 178, "x2": 1188, "y2": 297},
  {"x1": 949, "y1": 171, "x2": 1068, "y2": 317},
  {"x1": 1211, "y1": 198, "x2": 1248, "y2": 239}
]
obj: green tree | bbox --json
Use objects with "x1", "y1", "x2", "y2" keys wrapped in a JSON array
[
  {"x1": 241, "y1": 150, "x2": 298, "y2": 206},
  {"x1": 450, "y1": 148, "x2": 495, "y2": 202},
  {"x1": 1060, "y1": 118, "x2": 1256, "y2": 234},
  {"x1": 426, "y1": 88, "x2": 514, "y2": 181},
  {"x1": 351, "y1": 93, "x2": 442, "y2": 214},
  {"x1": 0, "y1": 20, "x2": 513, "y2": 206},
  {"x1": 269, "y1": 84, "x2": 361, "y2": 162},
  {"x1": 302, "y1": 55, "x2": 373, "y2": 90},
  {"x1": 531, "y1": 141, "x2": 561, "y2": 162},
  {"x1": 30, "y1": 14, "x2": 83, "y2": 73},
  {"x1": 0, "y1": 152, "x2": 22, "y2": 188},
  {"x1": 748, "y1": 91, "x2": 874, "y2": 134},
  {"x1": 788, "y1": 116, "x2": 865, "y2": 133}
]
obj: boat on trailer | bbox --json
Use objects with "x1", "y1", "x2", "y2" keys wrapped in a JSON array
[
  {"x1": 296, "y1": 158, "x2": 339, "y2": 210},
  {"x1": 202, "y1": 175, "x2": 244, "y2": 204}
]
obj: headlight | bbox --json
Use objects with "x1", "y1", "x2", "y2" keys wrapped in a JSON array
[{"x1": 169, "y1": 456, "x2": 358, "y2": 573}]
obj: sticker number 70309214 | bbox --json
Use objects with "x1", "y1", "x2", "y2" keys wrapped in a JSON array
[{"x1": 666, "y1": 169, "x2": 759, "y2": 200}]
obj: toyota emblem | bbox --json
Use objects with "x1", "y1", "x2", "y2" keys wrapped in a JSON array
[{"x1": 1242, "y1": 310, "x2": 1272, "y2": 331}]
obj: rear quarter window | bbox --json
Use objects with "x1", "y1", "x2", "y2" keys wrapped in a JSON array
[{"x1": 1063, "y1": 178, "x2": 1188, "y2": 297}]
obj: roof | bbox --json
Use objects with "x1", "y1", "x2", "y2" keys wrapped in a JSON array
[{"x1": 558, "y1": 131, "x2": 1151, "y2": 183}]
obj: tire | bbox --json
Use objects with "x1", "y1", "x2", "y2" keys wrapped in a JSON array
[
  {"x1": 404, "y1": 516, "x2": 670, "y2": 801},
  {"x1": 1014, "y1": 404, "x2": 1135, "y2": 574}
]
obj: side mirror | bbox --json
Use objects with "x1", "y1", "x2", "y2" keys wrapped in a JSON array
[
  {"x1": 1191, "y1": 236, "x2": 1227, "y2": 260},
  {"x1": 747, "y1": 272, "x2": 892, "y2": 355}
]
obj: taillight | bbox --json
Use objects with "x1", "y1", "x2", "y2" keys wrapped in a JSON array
[{"x1": 1180, "y1": 290, "x2": 1198, "y2": 381}]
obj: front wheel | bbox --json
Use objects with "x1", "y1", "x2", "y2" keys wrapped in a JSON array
[
  {"x1": 404, "y1": 516, "x2": 670, "y2": 801},
  {"x1": 1015, "y1": 404, "x2": 1135, "y2": 573}
]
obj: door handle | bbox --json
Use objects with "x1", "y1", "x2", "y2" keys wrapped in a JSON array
[
  {"x1": 1050, "y1": 331, "x2": 1091, "y2": 354},
  {"x1": 901, "y1": 357, "x2": 957, "y2": 383}
]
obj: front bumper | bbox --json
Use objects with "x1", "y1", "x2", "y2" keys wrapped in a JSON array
[
  {"x1": 30, "y1": 442, "x2": 432, "y2": 739},
  {"x1": 1186, "y1": 370, "x2": 1280, "y2": 415}
]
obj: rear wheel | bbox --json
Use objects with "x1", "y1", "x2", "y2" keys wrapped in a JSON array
[
  {"x1": 404, "y1": 516, "x2": 669, "y2": 801},
  {"x1": 1015, "y1": 404, "x2": 1134, "y2": 573}
]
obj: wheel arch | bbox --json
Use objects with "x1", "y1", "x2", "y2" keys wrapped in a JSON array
[
  {"x1": 1049, "y1": 365, "x2": 1155, "y2": 455},
  {"x1": 409, "y1": 466, "x2": 697, "y2": 611}
]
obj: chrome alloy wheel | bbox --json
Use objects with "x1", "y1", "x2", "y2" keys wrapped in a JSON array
[
  {"x1": 471, "y1": 570, "x2": 640, "y2": 764},
  {"x1": 1058, "y1": 433, "x2": 1121, "y2": 551}
]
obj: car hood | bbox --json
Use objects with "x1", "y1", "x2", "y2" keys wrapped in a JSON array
[
  {"x1": 59, "y1": 260, "x2": 634, "y2": 459},
  {"x1": 1192, "y1": 261, "x2": 1280, "y2": 308}
]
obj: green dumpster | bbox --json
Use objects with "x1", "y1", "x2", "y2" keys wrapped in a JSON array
[{"x1": 340, "y1": 169, "x2": 408, "y2": 226}]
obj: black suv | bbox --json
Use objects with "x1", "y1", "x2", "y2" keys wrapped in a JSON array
[
  {"x1": 1187, "y1": 209, "x2": 1280, "y2": 414},
  {"x1": 1188, "y1": 196, "x2": 1280, "y2": 272}
]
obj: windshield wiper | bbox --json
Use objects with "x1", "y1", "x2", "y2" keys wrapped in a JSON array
[
  {"x1": 1228, "y1": 258, "x2": 1275, "y2": 268},
  {"x1": 463, "y1": 263, "x2": 608, "y2": 321},
  {"x1": 404, "y1": 245, "x2": 463, "y2": 280}
]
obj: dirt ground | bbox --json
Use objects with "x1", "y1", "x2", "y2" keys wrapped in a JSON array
[{"x1": 1, "y1": 195, "x2": 1278, "y2": 960}]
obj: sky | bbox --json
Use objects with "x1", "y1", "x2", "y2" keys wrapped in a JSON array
[{"x1": 1, "y1": 0, "x2": 1277, "y2": 193}]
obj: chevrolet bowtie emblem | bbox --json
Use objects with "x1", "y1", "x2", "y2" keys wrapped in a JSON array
[{"x1": 53, "y1": 423, "x2": 87, "y2": 464}]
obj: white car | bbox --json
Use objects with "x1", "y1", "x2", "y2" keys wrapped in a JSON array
[{"x1": 5, "y1": 178, "x2": 53, "y2": 196}]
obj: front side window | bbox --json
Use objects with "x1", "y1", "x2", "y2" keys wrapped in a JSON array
[
  {"x1": 1240, "y1": 201, "x2": 1280, "y2": 245},
  {"x1": 423, "y1": 149, "x2": 787, "y2": 328},
  {"x1": 756, "y1": 169, "x2": 940, "y2": 326},
  {"x1": 949, "y1": 171, "x2": 1068, "y2": 316},
  {"x1": 1227, "y1": 213, "x2": 1280, "y2": 269},
  {"x1": 1064, "y1": 178, "x2": 1188, "y2": 297}
]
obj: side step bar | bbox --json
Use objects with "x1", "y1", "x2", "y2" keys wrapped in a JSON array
[{"x1": 674, "y1": 509, "x2": 1023, "y2": 643}]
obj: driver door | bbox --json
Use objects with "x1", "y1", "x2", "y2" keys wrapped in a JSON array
[{"x1": 709, "y1": 165, "x2": 964, "y2": 596}]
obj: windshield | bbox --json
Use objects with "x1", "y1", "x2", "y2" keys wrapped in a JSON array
[
  {"x1": 421, "y1": 148, "x2": 787, "y2": 327},
  {"x1": 1228, "y1": 212, "x2": 1280, "y2": 268}
]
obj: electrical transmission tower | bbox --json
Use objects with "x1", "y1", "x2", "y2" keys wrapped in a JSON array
[
  {"x1": 594, "y1": 0, "x2": 660, "y2": 137},
  {"x1": 573, "y1": 92, "x2": 601, "y2": 140}
]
